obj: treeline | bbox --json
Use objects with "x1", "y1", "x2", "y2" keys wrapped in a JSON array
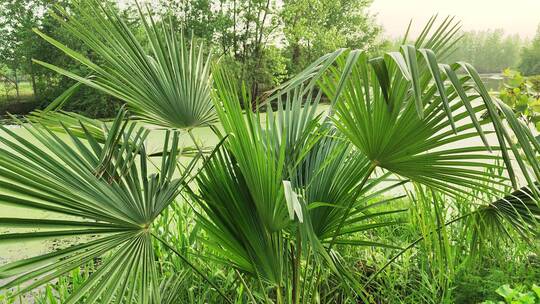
[
  {"x1": 520, "y1": 25, "x2": 540, "y2": 76},
  {"x1": 0, "y1": 0, "x2": 383, "y2": 117},
  {"x1": 446, "y1": 29, "x2": 522, "y2": 73},
  {"x1": 1, "y1": 0, "x2": 540, "y2": 118},
  {"x1": 443, "y1": 26, "x2": 540, "y2": 75}
]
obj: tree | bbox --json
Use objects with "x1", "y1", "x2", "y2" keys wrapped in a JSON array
[
  {"x1": 154, "y1": 0, "x2": 283, "y2": 99},
  {"x1": 520, "y1": 24, "x2": 540, "y2": 76},
  {"x1": 159, "y1": 0, "x2": 383, "y2": 100},
  {"x1": 281, "y1": 0, "x2": 382, "y2": 73},
  {"x1": 0, "y1": 0, "x2": 136, "y2": 116},
  {"x1": 445, "y1": 29, "x2": 522, "y2": 73},
  {"x1": 152, "y1": 0, "x2": 216, "y2": 43},
  {"x1": 0, "y1": 0, "x2": 387, "y2": 114},
  {"x1": 217, "y1": 0, "x2": 283, "y2": 98},
  {"x1": 0, "y1": 0, "x2": 47, "y2": 99}
]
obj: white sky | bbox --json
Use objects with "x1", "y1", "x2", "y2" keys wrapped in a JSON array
[{"x1": 369, "y1": 0, "x2": 540, "y2": 39}]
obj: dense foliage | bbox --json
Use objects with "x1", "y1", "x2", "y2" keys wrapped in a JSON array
[
  {"x1": 0, "y1": 0, "x2": 382, "y2": 117},
  {"x1": 0, "y1": 0, "x2": 122, "y2": 117},
  {"x1": 497, "y1": 69, "x2": 540, "y2": 131},
  {"x1": 445, "y1": 29, "x2": 522, "y2": 74},
  {"x1": 520, "y1": 25, "x2": 540, "y2": 76},
  {"x1": 0, "y1": 2, "x2": 539, "y2": 304}
]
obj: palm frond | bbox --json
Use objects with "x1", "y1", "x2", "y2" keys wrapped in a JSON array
[
  {"x1": 28, "y1": 110, "x2": 208, "y2": 158},
  {"x1": 28, "y1": 110, "x2": 106, "y2": 141},
  {"x1": 33, "y1": 0, "x2": 215, "y2": 129},
  {"x1": 190, "y1": 68, "x2": 293, "y2": 286},
  {"x1": 320, "y1": 48, "x2": 510, "y2": 198},
  {"x1": 291, "y1": 126, "x2": 406, "y2": 242},
  {"x1": 469, "y1": 183, "x2": 540, "y2": 246},
  {"x1": 0, "y1": 108, "x2": 183, "y2": 303},
  {"x1": 270, "y1": 17, "x2": 540, "y2": 198}
]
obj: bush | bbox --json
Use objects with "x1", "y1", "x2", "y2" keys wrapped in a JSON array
[
  {"x1": 497, "y1": 69, "x2": 540, "y2": 131},
  {"x1": 481, "y1": 283, "x2": 540, "y2": 304}
]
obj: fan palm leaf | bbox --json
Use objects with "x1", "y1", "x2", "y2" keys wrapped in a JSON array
[
  {"x1": 468, "y1": 183, "x2": 540, "y2": 244},
  {"x1": 33, "y1": 0, "x2": 215, "y2": 129},
  {"x1": 190, "y1": 69, "x2": 295, "y2": 287},
  {"x1": 324, "y1": 47, "x2": 540, "y2": 196},
  {"x1": 0, "y1": 108, "x2": 184, "y2": 303},
  {"x1": 275, "y1": 17, "x2": 540, "y2": 199},
  {"x1": 289, "y1": 126, "x2": 406, "y2": 242}
]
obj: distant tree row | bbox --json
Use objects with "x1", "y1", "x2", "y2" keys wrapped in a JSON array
[
  {"x1": 0, "y1": 0, "x2": 383, "y2": 117},
  {"x1": 444, "y1": 29, "x2": 522, "y2": 74},
  {"x1": 442, "y1": 26, "x2": 540, "y2": 76},
  {"x1": 1, "y1": 0, "x2": 539, "y2": 118},
  {"x1": 520, "y1": 25, "x2": 540, "y2": 76}
]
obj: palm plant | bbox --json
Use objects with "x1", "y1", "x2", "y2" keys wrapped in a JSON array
[
  {"x1": 0, "y1": 2, "x2": 538, "y2": 303},
  {"x1": 33, "y1": 0, "x2": 216, "y2": 129},
  {"x1": 0, "y1": 108, "x2": 208, "y2": 303},
  {"x1": 317, "y1": 45, "x2": 540, "y2": 197},
  {"x1": 194, "y1": 16, "x2": 540, "y2": 302}
]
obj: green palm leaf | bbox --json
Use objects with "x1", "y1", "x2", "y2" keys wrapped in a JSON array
[
  {"x1": 323, "y1": 47, "x2": 540, "y2": 197},
  {"x1": 272, "y1": 17, "x2": 540, "y2": 198},
  {"x1": 469, "y1": 183, "x2": 540, "y2": 245},
  {"x1": 33, "y1": 0, "x2": 216, "y2": 129},
  {"x1": 321, "y1": 49, "x2": 498, "y2": 196},
  {"x1": 191, "y1": 69, "x2": 292, "y2": 287},
  {"x1": 27, "y1": 110, "x2": 107, "y2": 141},
  {"x1": 0, "y1": 108, "x2": 183, "y2": 303},
  {"x1": 289, "y1": 126, "x2": 407, "y2": 243}
]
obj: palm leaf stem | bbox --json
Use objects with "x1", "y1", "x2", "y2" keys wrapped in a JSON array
[
  {"x1": 187, "y1": 129, "x2": 207, "y2": 161},
  {"x1": 292, "y1": 227, "x2": 302, "y2": 304},
  {"x1": 234, "y1": 269, "x2": 258, "y2": 304}
]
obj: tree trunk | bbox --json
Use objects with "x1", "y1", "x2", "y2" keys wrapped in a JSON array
[
  {"x1": 13, "y1": 69, "x2": 20, "y2": 101},
  {"x1": 232, "y1": 0, "x2": 238, "y2": 56},
  {"x1": 292, "y1": 42, "x2": 301, "y2": 69},
  {"x1": 29, "y1": 58, "x2": 37, "y2": 100}
]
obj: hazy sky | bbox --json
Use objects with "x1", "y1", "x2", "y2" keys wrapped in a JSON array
[{"x1": 369, "y1": 0, "x2": 540, "y2": 39}]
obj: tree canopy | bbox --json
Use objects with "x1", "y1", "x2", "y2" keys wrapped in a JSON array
[
  {"x1": 520, "y1": 24, "x2": 540, "y2": 76},
  {"x1": 0, "y1": 0, "x2": 383, "y2": 117}
]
